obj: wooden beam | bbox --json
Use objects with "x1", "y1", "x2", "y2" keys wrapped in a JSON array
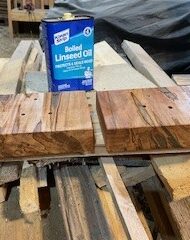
[
  {"x1": 122, "y1": 40, "x2": 176, "y2": 87},
  {"x1": 19, "y1": 162, "x2": 40, "y2": 214},
  {"x1": 10, "y1": 9, "x2": 47, "y2": 22},
  {"x1": 99, "y1": 157, "x2": 149, "y2": 240},
  {"x1": 152, "y1": 154, "x2": 190, "y2": 201},
  {"x1": 0, "y1": 40, "x2": 32, "y2": 94}
]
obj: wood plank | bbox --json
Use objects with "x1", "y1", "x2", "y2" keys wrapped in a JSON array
[
  {"x1": 0, "y1": 187, "x2": 43, "y2": 240},
  {"x1": 94, "y1": 64, "x2": 156, "y2": 91},
  {"x1": 118, "y1": 165, "x2": 155, "y2": 187},
  {"x1": 0, "y1": 162, "x2": 21, "y2": 184},
  {"x1": 152, "y1": 154, "x2": 190, "y2": 201},
  {"x1": 90, "y1": 164, "x2": 155, "y2": 189},
  {"x1": 0, "y1": 40, "x2": 32, "y2": 94},
  {"x1": 141, "y1": 177, "x2": 177, "y2": 240},
  {"x1": 10, "y1": 8, "x2": 48, "y2": 22},
  {"x1": 0, "y1": 91, "x2": 94, "y2": 159},
  {"x1": 172, "y1": 74, "x2": 190, "y2": 86},
  {"x1": 94, "y1": 41, "x2": 128, "y2": 67},
  {"x1": 97, "y1": 86, "x2": 190, "y2": 153},
  {"x1": 97, "y1": 186, "x2": 128, "y2": 240},
  {"x1": 99, "y1": 157, "x2": 149, "y2": 240},
  {"x1": 127, "y1": 186, "x2": 153, "y2": 240},
  {"x1": 19, "y1": 162, "x2": 40, "y2": 214},
  {"x1": 121, "y1": 40, "x2": 175, "y2": 87},
  {"x1": 54, "y1": 165, "x2": 113, "y2": 240}
]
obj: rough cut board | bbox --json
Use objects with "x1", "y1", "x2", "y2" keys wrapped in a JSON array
[
  {"x1": 152, "y1": 155, "x2": 190, "y2": 200},
  {"x1": 97, "y1": 86, "x2": 190, "y2": 153},
  {"x1": 121, "y1": 40, "x2": 175, "y2": 87},
  {"x1": 0, "y1": 91, "x2": 94, "y2": 159},
  {"x1": 0, "y1": 41, "x2": 32, "y2": 95}
]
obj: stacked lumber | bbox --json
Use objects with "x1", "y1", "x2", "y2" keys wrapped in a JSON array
[{"x1": 0, "y1": 39, "x2": 189, "y2": 240}]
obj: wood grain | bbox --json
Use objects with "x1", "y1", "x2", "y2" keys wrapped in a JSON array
[
  {"x1": 54, "y1": 165, "x2": 113, "y2": 240},
  {"x1": 99, "y1": 157, "x2": 149, "y2": 240},
  {"x1": 0, "y1": 91, "x2": 94, "y2": 159},
  {"x1": 97, "y1": 86, "x2": 190, "y2": 153},
  {"x1": 152, "y1": 154, "x2": 190, "y2": 200}
]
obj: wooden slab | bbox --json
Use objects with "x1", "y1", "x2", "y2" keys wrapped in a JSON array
[
  {"x1": 0, "y1": 91, "x2": 94, "y2": 159},
  {"x1": 97, "y1": 86, "x2": 190, "y2": 153},
  {"x1": 152, "y1": 155, "x2": 190, "y2": 200}
]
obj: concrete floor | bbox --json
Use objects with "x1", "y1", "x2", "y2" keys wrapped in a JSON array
[
  {"x1": 0, "y1": 26, "x2": 21, "y2": 57},
  {"x1": 0, "y1": 26, "x2": 37, "y2": 58}
]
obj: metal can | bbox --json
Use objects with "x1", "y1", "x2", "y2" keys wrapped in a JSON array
[{"x1": 42, "y1": 14, "x2": 94, "y2": 92}]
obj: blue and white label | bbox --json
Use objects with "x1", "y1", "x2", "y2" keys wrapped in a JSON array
[
  {"x1": 43, "y1": 17, "x2": 94, "y2": 91},
  {"x1": 54, "y1": 28, "x2": 70, "y2": 46}
]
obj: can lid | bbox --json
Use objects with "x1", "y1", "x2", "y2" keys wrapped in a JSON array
[{"x1": 63, "y1": 13, "x2": 75, "y2": 20}]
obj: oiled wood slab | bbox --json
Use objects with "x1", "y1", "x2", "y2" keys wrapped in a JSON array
[
  {"x1": 0, "y1": 91, "x2": 94, "y2": 159},
  {"x1": 97, "y1": 86, "x2": 190, "y2": 153}
]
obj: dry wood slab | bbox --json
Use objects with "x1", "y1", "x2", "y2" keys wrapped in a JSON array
[
  {"x1": 97, "y1": 86, "x2": 190, "y2": 153},
  {"x1": 0, "y1": 91, "x2": 94, "y2": 159},
  {"x1": 152, "y1": 155, "x2": 190, "y2": 201}
]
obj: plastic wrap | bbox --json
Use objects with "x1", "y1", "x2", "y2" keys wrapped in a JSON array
[{"x1": 44, "y1": 0, "x2": 190, "y2": 74}]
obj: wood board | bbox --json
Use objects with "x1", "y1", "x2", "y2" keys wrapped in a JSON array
[
  {"x1": 97, "y1": 86, "x2": 190, "y2": 153},
  {"x1": 99, "y1": 157, "x2": 149, "y2": 240},
  {"x1": 152, "y1": 154, "x2": 190, "y2": 200},
  {"x1": 122, "y1": 40, "x2": 176, "y2": 87},
  {"x1": 0, "y1": 91, "x2": 94, "y2": 159},
  {"x1": 54, "y1": 165, "x2": 116, "y2": 240},
  {"x1": 172, "y1": 74, "x2": 190, "y2": 86}
]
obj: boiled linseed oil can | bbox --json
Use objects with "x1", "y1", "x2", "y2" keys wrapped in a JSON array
[{"x1": 42, "y1": 13, "x2": 94, "y2": 91}]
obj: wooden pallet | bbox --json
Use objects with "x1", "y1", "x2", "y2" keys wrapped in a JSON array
[{"x1": 7, "y1": 0, "x2": 54, "y2": 37}]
